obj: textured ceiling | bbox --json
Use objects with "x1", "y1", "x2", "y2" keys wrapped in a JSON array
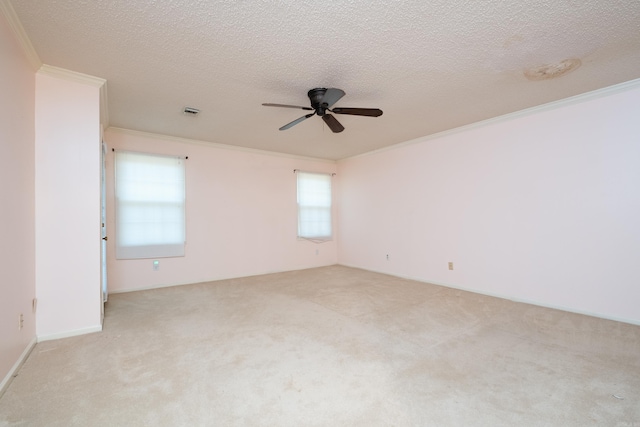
[{"x1": 9, "y1": 0, "x2": 640, "y2": 160}]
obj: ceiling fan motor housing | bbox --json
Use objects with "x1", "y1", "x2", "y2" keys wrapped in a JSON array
[{"x1": 308, "y1": 88, "x2": 329, "y2": 115}]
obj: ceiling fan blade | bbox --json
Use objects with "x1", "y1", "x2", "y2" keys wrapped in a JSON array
[
  {"x1": 320, "y1": 88, "x2": 346, "y2": 109},
  {"x1": 331, "y1": 107, "x2": 383, "y2": 117},
  {"x1": 263, "y1": 103, "x2": 313, "y2": 111},
  {"x1": 322, "y1": 114, "x2": 345, "y2": 133},
  {"x1": 279, "y1": 113, "x2": 315, "y2": 131}
]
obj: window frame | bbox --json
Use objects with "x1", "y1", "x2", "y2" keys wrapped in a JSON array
[
  {"x1": 114, "y1": 150, "x2": 187, "y2": 259},
  {"x1": 296, "y1": 170, "x2": 333, "y2": 241}
]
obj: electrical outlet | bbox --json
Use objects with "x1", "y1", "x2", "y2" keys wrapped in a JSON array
[
  {"x1": 386, "y1": 254, "x2": 389, "y2": 261},
  {"x1": 448, "y1": 262, "x2": 454, "y2": 270},
  {"x1": 315, "y1": 249, "x2": 319, "y2": 255},
  {"x1": 18, "y1": 313, "x2": 24, "y2": 331},
  {"x1": 153, "y1": 260, "x2": 159, "y2": 271}
]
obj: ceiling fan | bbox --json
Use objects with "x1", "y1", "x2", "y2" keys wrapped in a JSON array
[{"x1": 262, "y1": 88, "x2": 383, "y2": 133}]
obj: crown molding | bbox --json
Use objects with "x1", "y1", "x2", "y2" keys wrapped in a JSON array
[
  {"x1": 37, "y1": 64, "x2": 106, "y2": 87},
  {"x1": 37, "y1": 65, "x2": 110, "y2": 128},
  {"x1": 0, "y1": 0, "x2": 42, "y2": 70},
  {"x1": 341, "y1": 77, "x2": 640, "y2": 162},
  {"x1": 107, "y1": 127, "x2": 337, "y2": 164}
]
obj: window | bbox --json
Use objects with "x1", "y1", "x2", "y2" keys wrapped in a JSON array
[
  {"x1": 115, "y1": 151, "x2": 186, "y2": 259},
  {"x1": 297, "y1": 171, "x2": 332, "y2": 240}
]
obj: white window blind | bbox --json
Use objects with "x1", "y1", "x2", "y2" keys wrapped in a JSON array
[
  {"x1": 115, "y1": 151, "x2": 186, "y2": 259},
  {"x1": 297, "y1": 171, "x2": 332, "y2": 240}
]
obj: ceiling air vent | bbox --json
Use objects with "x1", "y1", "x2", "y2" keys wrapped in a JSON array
[{"x1": 183, "y1": 107, "x2": 200, "y2": 116}]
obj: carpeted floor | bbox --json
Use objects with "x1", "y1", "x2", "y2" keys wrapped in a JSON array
[{"x1": 1, "y1": 265, "x2": 639, "y2": 426}]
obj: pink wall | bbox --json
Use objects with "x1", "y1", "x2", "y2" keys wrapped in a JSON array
[
  {"x1": 35, "y1": 70, "x2": 103, "y2": 339},
  {"x1": 0, "y1": 8, "x2": 36, "y2": 387},
  {"x1": 338, "y1": 82, "x2": 640, "y2": 324},
  {"x1": 104, "y1": 129, "x2": 338, "y2": 292}
]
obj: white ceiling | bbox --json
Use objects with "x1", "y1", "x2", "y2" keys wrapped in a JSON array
[{"x1": 9, "y1": 0, "x2": 640, "y2": 160}]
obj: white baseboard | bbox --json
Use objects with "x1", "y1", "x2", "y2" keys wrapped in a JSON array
[
  {"x1": 338, "y1": 263, "x2": 640, "y2": 327},
  {"x1": 108, "y1": 263, "x2": 337, "y2": 294},
  {"x1": 0, "y1": 336, "x2": 37, "y2": 397},
  {"x1": 37, "y1": 324, "x2": 102, "y2": 342}
]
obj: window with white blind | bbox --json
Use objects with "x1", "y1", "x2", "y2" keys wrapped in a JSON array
[
  {"x1": 297, "y1": 171, "x2": 332, "y2": 240},
  {"x1": 115, "y1": 151, "x2": 186, "y2": 259}
]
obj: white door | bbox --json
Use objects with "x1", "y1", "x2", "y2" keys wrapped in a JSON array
[{"x1": 101, "y1": 141, "x2": 108, "y2": 307}]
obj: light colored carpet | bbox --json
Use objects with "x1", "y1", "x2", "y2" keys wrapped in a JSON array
[{"x1": 1, "y1": 265, "x2": 639, "y2": 426}]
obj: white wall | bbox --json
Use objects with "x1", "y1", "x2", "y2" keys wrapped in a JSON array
[
  {"x1": 338, "y1": 81, "x2": 640, "y2": 324},
  {"x1": 104, "y1": 129, "x2": 338, "y2": 292},
  {"x1": 35, "y1": 68, "x2": 104, "y2": 339},
  {"x1": 0, "y1": 7, "x2": 36, "y2": 388}
]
